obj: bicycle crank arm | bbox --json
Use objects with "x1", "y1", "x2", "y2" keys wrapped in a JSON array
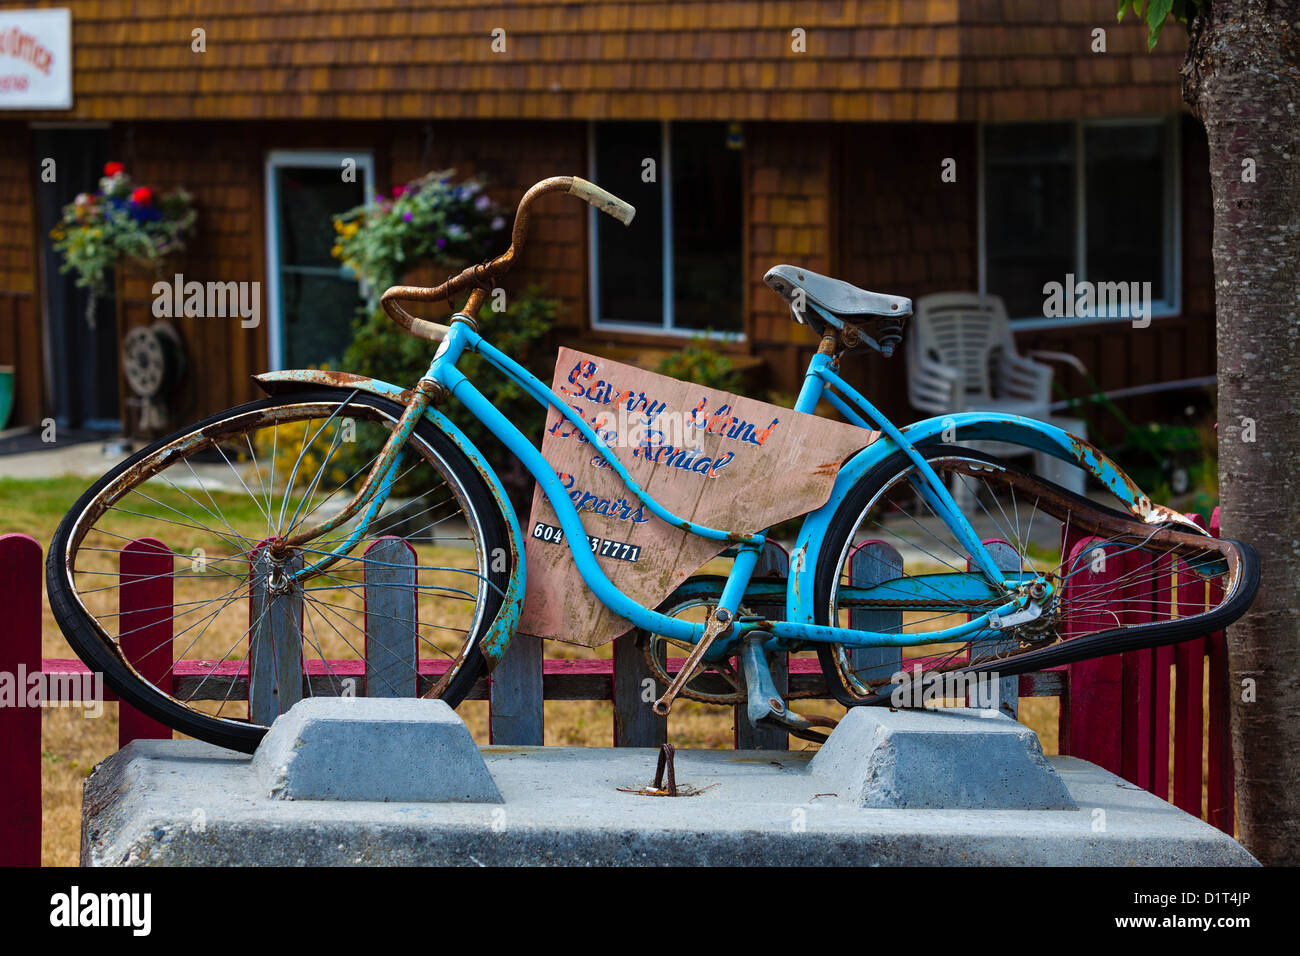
[{"x1": 653, "y1": 607, "x2": 732, "y2": 715}]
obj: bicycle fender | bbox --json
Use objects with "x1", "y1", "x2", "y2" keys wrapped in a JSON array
[
  {"x1": 786, "y1": 411, "x2": 1174, "y2": 626},
  {"x1": 253, "y1": 369, "x2": 528, "y2": 671}
]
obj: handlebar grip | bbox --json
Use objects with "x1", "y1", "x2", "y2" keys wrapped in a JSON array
[
  {"x1": 380, "y1": 286, "x2": 452, "y2": 343},
  {"x1": 568, "y1": 176, "x2": 635, "y2": 226}
]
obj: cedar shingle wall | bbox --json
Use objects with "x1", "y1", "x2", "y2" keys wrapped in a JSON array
[
  {"x1": 10, "y1": 0, "x2": 1181, "y2": 123},
  {"x1": 831, "y1": 122, "x2": 979, "y2": 424},
  {"x1": 0, "y1": 126, "x2": 41, "y2": 426},
  {"x1": 389, "y1": 120, "x2": 588, "y2": 334},
  {"x1": 957, "y1": 0, "x2": 1186, "y2": 120},
  {"x1": 114, "y1": 122, "x2": 267, "y2": 423},
  {"x1": 745, "y1": 123, "x2": 834, "y2": 394},
  {"x1": 101, "y1": 120, "x2": 586, "y2": 423}
]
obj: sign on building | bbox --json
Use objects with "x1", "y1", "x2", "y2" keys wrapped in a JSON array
[{"x1": 0, "y1": 9, "x2": 72, "y2": 110}]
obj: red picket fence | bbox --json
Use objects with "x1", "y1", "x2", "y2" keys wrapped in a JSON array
[{"x1": 0, "y1": 511, "x2": 1236, "y2": 865}]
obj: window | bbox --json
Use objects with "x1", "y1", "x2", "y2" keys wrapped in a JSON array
[
  {"x1": 589, "y1": 121, "x2": 744, "y2": 335},
  {"x1": 265, "y1": 151, "x2": 374, "y2": 369},
  {"x1": 981, "y1": 118, "x2": 1179, "y2": 326}
]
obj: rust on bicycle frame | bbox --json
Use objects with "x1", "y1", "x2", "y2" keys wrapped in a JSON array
[
  {"x1": 381, "y1": 176, "x2": 581, "y2": 334},
  {"x1": 277, "y1": 377, "x2": 440, "y2": 553}
]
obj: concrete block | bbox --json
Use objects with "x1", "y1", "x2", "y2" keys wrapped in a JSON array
[
  {"x1": 809, "y1": 706, "x2": 1075, "y2": 810},
  {"x1": 249, "y1": 697, "x2": 502, "y2": 803},
  {"x1": 81, "y1": 742, "x2": 1256, "y2": 866}
]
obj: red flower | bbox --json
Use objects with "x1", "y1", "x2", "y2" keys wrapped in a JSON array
[
  {"x1": 130, "y1": 186, "x2": 153, "y2": 205},
  {"x1": 103, "y1": 161, "x2": 125, "y2": 177},
  {"x1": 391, "y1": 184, "x2": 407, "y2": 198}
]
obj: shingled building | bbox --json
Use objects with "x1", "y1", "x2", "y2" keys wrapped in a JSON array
[{"x1": 0, "y1": 1, "x2": 1210, "y2": 441}]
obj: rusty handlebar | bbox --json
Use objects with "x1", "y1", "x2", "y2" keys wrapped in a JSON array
[{"x1": 379, "y1": 175, "x2": 635, "y2": 341}]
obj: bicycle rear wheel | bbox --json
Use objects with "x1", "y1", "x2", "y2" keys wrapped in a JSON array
[
  {"x1": 47, "y1": 390, "x2": 513, "y2": 752},
  {"x1": 813, "y1": 445, "x2": 1258, "y2": 706}
]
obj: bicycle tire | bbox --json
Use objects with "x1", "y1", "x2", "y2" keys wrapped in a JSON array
[
  {"x1": 47, "y1": 390, "x2": 514, "y2": 753},
  {"x1": 812, "y1": 444, "x2": 1260, "y2": 708}
]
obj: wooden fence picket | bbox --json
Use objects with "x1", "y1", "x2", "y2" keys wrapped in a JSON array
[
  {"x1": 1061, "y1": 534, "x2": 1124, "y2": 774},
  {"x1": 849, "y1": 540, "x2": 903, "y2": 703},
  {"x1": 1206, "y1": 507, "x2": 1235, "y2": 833},
  {"x1": 969, "y1": 539, "x2": 1021, "y2": 718},
  {"x1": 363, "y1": 536, "x2": 418, "y2": 699},
  {"x1": 735, "y1": 541, "x2": 790, "y2": 750},
  {"x1": 613, "y1": 630, "x2": 665, "y2": 747},
  {"x1": 119, "y1": 537, "x2": 175, "y2": 745},
  {"x1": 1173, "y1": 513, "x2": 1208, "y2": 817},
  {"x1": 489, "y1": 632, "x2": 544, "y2": 745},
  {"x1": 0, "y1": 534, "x2": 41, "y2": 867},
  {"x1": 248, "y1": 547, "x2": 304, "y2": 725}
]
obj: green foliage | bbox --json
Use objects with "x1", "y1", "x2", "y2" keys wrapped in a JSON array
[
  {"x1": 654, "y1": 336, "x2": 741, "y2": 393},
  {"x1": 329, "y1": 169, "x2": 554, "y2": 506},
  {"x1": 331, "y1": 170, "x2": 507, "y2": 294},
  {"x1": 1117, "y1": 0, "x2": 1204, "y2": 50},
  {"x1": 51, "y1": 162, "x2": 197, "y2": 298},
  {"x1": 339, "y1": 289, "x2": 559, "y2": 506}
]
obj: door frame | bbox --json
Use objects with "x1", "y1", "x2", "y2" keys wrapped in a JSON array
[{"x1": 263, "y1": 149, "x2": 374, "y2": 370}]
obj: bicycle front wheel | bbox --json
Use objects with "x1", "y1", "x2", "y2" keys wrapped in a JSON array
[
  {"x1": 47, "y1": 390, "x2": 514, "y2": 752},
  {"x1": 813, "y1": 445, "x2": 1258, "y2": 707}
]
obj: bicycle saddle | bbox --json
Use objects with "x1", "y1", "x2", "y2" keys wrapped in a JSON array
[{"x1": 764, "y1": 264, "x2": 912, "y2": 356}]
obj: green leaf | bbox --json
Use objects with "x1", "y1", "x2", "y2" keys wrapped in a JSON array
[{"x1": 1145, "y1": 0, "x2": 1174, "y2": 49}]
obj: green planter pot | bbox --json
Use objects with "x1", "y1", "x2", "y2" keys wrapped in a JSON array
[{"x1": 0, "y1": 366, "x2": 13, "y2": 431}]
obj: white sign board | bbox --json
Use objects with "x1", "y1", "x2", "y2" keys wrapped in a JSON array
[{"x1": 0, "y1": 9, "x2": 72, "y2": 110}]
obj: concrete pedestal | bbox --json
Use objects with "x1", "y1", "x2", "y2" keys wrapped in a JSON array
[{"x1": 81, "y1": 700, "x2": 1257, "y2": 866}]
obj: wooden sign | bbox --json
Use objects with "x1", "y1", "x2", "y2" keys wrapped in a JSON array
[{"x1": 519, "y1": 348, "x2": 878, "y2": 646}]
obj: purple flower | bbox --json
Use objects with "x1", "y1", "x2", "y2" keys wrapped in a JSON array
[
  {"x1": 403, "y1": 211, "x2": 413, "y2": 222},
  {"x1": 436, "y1": 237, "x2": 447, "y2": 249},
  {"x1": 475, "y1": 194, "x2": 491, "y2": 211}
]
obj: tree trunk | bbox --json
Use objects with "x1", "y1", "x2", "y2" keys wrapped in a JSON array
[{"x1": 1183, "y1": 0, "x2": 1300, "y2": 864}]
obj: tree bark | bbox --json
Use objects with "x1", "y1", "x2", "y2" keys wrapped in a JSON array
[{"x1": 1183, "y1": 0, "x2": 1300, "y2": 865}]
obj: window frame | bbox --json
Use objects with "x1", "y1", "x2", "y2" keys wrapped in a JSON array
[
  {"x1": 977, "y1": 116, "x2": 1181, "y2": 330},
  {"x1": 586, "y1": 120, "x2": 744, "y2": 341},
  {"x1": 264, "y1": 149, "x2": 375, "y2": 370}
]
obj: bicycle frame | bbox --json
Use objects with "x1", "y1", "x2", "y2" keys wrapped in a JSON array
[{"x1": 271, "y1": 316, "x2": 1054, "y2": 665}]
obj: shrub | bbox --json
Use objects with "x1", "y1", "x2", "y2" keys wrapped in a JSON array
[{"x1": 654, "y1": 336, "x2": 741, "y2": 393}]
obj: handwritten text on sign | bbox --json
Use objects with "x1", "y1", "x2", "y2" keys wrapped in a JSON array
[{"x1": 519, "y1": 348, "x2": 877, "y2": 646}]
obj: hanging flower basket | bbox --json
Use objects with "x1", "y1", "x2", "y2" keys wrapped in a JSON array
[
  {"x1": 330, "y1": 170, "x2": 507, "y2": 296},
  {"x1": 50, "y1": 161, "x2": 198, "y2": 326}
]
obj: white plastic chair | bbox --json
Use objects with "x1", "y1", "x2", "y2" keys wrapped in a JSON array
[{"x1": 907, "y1": 292, "x2": 1086, "y2": 496}]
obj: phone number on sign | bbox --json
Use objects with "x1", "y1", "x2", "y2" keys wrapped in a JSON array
[{"x1": 531, "y1": 521, "x2": 642, "y2": 562}]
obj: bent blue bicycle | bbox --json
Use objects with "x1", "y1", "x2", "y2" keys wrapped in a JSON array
[{"x1": 48, "y1": 176, "x2": 1259, "y2": 751}]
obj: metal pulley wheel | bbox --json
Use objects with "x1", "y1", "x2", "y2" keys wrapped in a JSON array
[{"x1": 122, "y1": 321, "x2": 185, "y2": 400}]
